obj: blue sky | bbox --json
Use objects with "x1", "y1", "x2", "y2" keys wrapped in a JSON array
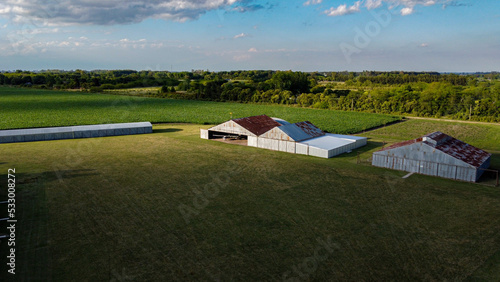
[{"x1": 0, "y1": 0, "x2": 498, "y2": 72}]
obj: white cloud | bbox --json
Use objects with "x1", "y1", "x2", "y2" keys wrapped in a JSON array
[
  {"x1": 324, "y1": 1, "x2": 362, "y2": 16},
  {"x1": 0, "y1": 36, "x2": 176, "y2": 56},
  {"x1": 303, "y1": 0, "x2": 323, "y2": 6},
  {"x1": 420, "y1": 43, "x2": 429, "y2": 47},
  {"x1": 0, "y1": 0, "x2": 242, "y2": 25},
  {"x1": 323, "y1": 0, "x2": 458, "y2": 17},
  {"x1": 248, "y1": 47, "x2": 257, "y2": 52},
  {"x1": 365, "y1": 0, "x2": 383, "y2": 9},
  {"x1": 233, "y1": 33, "x2": 249, "y2": 39},
  {"x1": 13, "y1": 27, "x2": 60, "y2": 36},
  {"x1": 400, "y1": 7, "x2": 414, "y2": 15}
]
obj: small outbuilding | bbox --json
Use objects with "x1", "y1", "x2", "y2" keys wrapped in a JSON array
[{"x1": 372, "y1": 131, "x2": 492, "y2": 182}]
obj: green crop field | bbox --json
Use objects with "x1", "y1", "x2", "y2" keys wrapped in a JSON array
[
  {"x1": 0, "y1": 86, "x2": 400, "y2": 134},
  {"x1": 0, "y1": 123, "x2": 499, "y2": 281}
]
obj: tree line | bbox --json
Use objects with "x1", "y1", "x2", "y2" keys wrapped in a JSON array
[{"x1": 1, "y1": 69, "x2": 499, "y2": 122}]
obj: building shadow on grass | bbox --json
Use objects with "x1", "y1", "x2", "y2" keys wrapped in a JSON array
[
  {"x1": 334, "y1": 140, "x2": 385, "y2": 159},
  {"x1": 153, "y1": 128, "x2": 183, "y2": 134}
]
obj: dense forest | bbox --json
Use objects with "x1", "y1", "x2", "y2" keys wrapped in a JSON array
[{"x1": 1, "y1": 70, "x2": 499, "y2": 122}]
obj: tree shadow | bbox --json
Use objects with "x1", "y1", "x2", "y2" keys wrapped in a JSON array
[
  {"x1": 0, "y1": 169, "x2": 99, "y2": 192},
  {"x1": 45, "y1": 169, "x2": 99, "y2": 183},
  {"x1": 354, "y1": 118, "x2": 409, "y2": 134}
]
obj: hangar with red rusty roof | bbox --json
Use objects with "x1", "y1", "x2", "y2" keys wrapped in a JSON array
[
  {"x1": 200, "y1": 115, "x2": 367, "y2": 158},
  {"x1": 372, "y1": 131, "x2": 491, "y2": 182}
]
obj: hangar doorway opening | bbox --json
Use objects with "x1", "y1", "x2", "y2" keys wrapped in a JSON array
[{"x1": 209, "y1": 131, "x2": 248, "y2": 146}]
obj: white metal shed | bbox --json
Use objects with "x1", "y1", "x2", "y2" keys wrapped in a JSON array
[
  {"x1": 0, "y1": 122, "x2": 153, "y2": 144},
  {"x1": 372, "y1": 131, "x2": 491, "y2": 182}
]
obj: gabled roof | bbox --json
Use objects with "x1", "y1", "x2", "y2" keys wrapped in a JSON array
[
  {"x1": 424, "y1": 132, "x2": 491, "y2": 167},
  {"x1": 278, "y1": 121, "x2": 325, "y2": 142},
  {"x1": 379, "y1": 138, "x2": 424, "y2": 152},
  {"x1": 295, "y1": 121, "x2": 325, "y2": 139},
  {"x1": 378, "y1": 131, "x2": 491, "y2": 167},
  {"x1": 276, "y1": 124, "x2": 313, "y2": 142},
  {"x1": 260, "y1": 121, "x2": 325, "y2": 142},
  {"x1": 232, "y1": 115, "x2": 281, "y2": 136}
]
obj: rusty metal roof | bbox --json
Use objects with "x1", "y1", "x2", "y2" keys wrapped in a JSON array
[
  {"x1": 232, "y1": 115, "x2": 281, "y2": 136},
  {"x1": 275, "y1": 122, "x2": 325, "y2": 142},
  {"x1": 379, "y1": 138, "x2": 423, "y2": 152},
  {"x1": 378, "y1": 131, "x2": 491, "y2": 167},
  {"x1": 425, "y1": 131, "x2": 451, "y2": 144},
  {"x1": 295, "y1": 121, "x2": 325, "y2": 139},
  {"x1": 424, "y1": 132, "x2": 491, "y2": 167}
]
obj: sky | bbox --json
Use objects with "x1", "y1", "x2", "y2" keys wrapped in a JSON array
[{"x1": 0, "y1": 0, "x2": 498, "y2": 72}]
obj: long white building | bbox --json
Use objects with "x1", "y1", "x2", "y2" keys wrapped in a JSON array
[{"x1": 0, "y1": 122, "x2": 153, "y2": 144}]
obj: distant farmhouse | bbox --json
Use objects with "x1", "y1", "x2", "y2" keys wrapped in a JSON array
[
  {"x1": 372, "y1": 131, "x2": 491, "y2": 182},
  {"x1": 201, "y1": 115, "x2": 367, "y2": 158}
]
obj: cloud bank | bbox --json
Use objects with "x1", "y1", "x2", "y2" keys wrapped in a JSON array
[
  {"x1": 324, "y1": 0, "x2": 459, "y2": 17},
  {"x1": 324, "y1": 1, "x2": 362, "y2": 17},
  {"x1": 0, "y1": 0, "x2": 242, "y2": 25}
]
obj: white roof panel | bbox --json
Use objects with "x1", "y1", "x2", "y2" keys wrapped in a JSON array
[
  {"x1": 300, "y1": 135, "x2": 355, "y2": 150},
  {"x1": 271, "y1": 117, "x2": 291, "y2": 125}
]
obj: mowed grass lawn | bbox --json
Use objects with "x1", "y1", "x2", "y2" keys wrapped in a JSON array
[{"x1": 1, "y1": 123, "x2": 499, "y2": 281}]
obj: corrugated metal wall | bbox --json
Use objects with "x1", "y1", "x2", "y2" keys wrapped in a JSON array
[
  {"x1": 294, "y1": 143, "x2": 307, "y2": 155},
  {"x1": 308, "y1": 146, "x2": 328, "y2": 158},
  {"x1": 0, "y1": 122, "x2": 153, "y2": 144},
  {"x1": 252, "y1": 137, "x2": 295, "y2": 153},
  {"x1": 200, "y1": 129, "x2": 209, "y2": 139},
  {"x1": 355, "y1": 138, "x2": 367, "y2": 148},
  {"x1": 250, "y1": 137, "x2": 360, "y2": 158},
  {"x1": 260, "y1": 127, "x2": 293, "y2": 141},
  {"x1": 248, "y1": 136, "x2": 258, "y2": 147},
  {"x1": 372, "y1": 142, "x2": 479, "y2": 182},
  {"x1": 248, "y1": 136, "x2": 367, "y2": 158},
  {"x1": 328, "y1": 143, "x2": 352, "y2": 158}
]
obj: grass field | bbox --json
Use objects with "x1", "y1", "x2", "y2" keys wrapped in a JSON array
[
  {"x1": 361, "y1": 119, "x2": 500, "y2": 151},
  {"x1": 0, "y1": 86, "x2": 400, "y2": 134},
  {"x1": 1, "y1": 122, "x2": 499, "y2": 281},
  {"x1": 103, "y1": 86, "x2": 161, "y2": 96}
]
